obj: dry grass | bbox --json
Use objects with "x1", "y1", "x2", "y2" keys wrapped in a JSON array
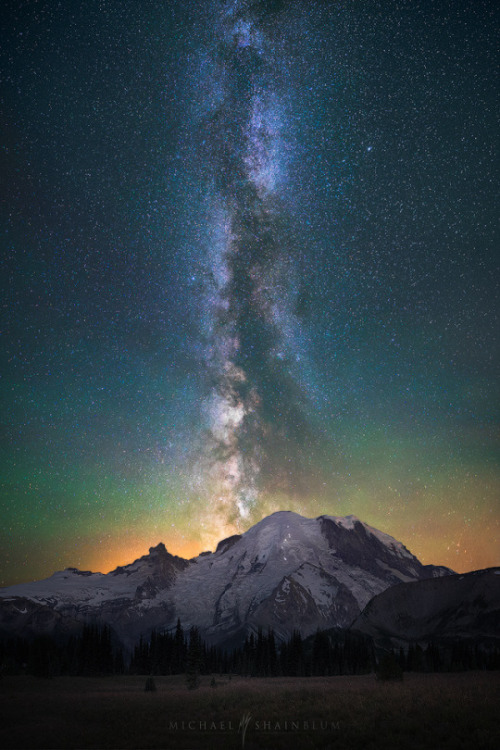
[{"x1": 0, "y1": 672, "x2": 499, "y2": 749}]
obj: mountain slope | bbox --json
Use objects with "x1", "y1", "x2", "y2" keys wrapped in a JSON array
[
  {"x1": 0, "y1": 511, "x2": 452, "y2": 647},
  {"x1": 351, "y1": 567, "x2": 500, "y2": 647}
]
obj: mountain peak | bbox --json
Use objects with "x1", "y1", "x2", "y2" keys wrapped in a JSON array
[{"x1": 148, "y1": 542, "x2": 168, "y2": 555}]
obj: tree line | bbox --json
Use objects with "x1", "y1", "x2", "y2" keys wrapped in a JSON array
[
  {"x1": 1, "y1": 620, "x2": 498, "y2": 679},
  {"x1": 0, "y1": 624, "x2": 124, "y2": 678},
  {"x1": 123, "y1": 625, "x2": 374, "y2": 678}
]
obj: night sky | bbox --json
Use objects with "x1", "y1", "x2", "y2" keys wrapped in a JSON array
[{"x1": 1, "y1": 0, "x2": 498, "y2": 586}]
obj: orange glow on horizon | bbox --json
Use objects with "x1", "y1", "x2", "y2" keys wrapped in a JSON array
[
  {"x1": 403, "y1": 524, "x2": 500, "y2": 575},
  {"x1": 78, "y1": 511, "x2": 500, "y2": 577},
  {"x1": 83, "y1": 536, "x2": 205, "y2": 575}
]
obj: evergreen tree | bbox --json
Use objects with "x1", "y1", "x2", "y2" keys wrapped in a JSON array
[
  {"x1": 312, "y1": 630, "x2": 330, "y2": 676},
  {"x1": 268, "y1": 629, "x2": 278, "y2": 676},
  {"x1": 173, "y1": 618, "x2": 186, "y2": 673},
  {"x1": 186, "y1": 627, "x2": 201, "y2": 689},
  {"x1": 285, "y1": 631, "x2": 304, "y2": 676},
  {"x1": 30, "y1": 636, "x2": 59, "y2": 678}
]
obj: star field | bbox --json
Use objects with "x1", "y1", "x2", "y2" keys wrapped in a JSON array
[{"x1": 1, "y1": 0, "x2": 498, "y2": 584}]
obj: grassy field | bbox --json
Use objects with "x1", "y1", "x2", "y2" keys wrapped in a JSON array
[{"x1": 0, "y1": 671, "x2": 499, "y2": 750}]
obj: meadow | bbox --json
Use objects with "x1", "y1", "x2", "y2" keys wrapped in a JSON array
[{"x1": 0, "y1": 671, "x2": 498, "y2": 750}]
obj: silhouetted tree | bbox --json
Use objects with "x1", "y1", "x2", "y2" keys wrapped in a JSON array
[
  {"x1": 186, "y1": 627, "x2": 201, "y2": 689},
  {"x1": 312, "y1": 630, "x2": 330, "y2": 676}
]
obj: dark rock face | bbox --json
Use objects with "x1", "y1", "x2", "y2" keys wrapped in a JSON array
[
  {"x1": 352, "y1": 567, "x2": 500, "y2": 646},
  {"x1": 251, "y1": 564, "x2": 360, "y2": 633},
  {"x1": 318, "y1": 516, "x2": 449, "y2": 585},
  {"x1": 117, "y1": 543, "x2": 190, "y2": 591},
  {"x1": 215, "y1": 535, "x2": 242, "y2": 554},
  {"x1": 0, "y1": 597, "x2": 82, "y2": 640}
]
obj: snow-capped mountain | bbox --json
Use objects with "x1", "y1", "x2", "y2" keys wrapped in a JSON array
[
  {"x1": 0, "y1": 511, "x2": 452, "y2": 648},
  {"x1": 352, "y1": 567, "x2": 500, "y2": 647}
]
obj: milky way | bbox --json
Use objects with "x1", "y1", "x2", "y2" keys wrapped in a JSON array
[{"x1": 192, "y1": 0, "x2": 316, "y2": 534}]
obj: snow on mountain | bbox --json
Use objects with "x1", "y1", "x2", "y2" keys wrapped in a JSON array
[
  {"x1": 0, "y1": 543, "x2": 187, "y2": 608},
  {"x1": 0, "y1": 511, "x2": 452, "y2": 648}
]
